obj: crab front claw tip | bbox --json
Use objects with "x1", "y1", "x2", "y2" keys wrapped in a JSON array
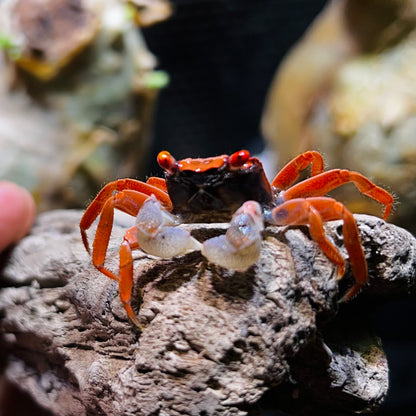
[{"x1": 201, "y1": 201, "x2": 264, "y2": 270}]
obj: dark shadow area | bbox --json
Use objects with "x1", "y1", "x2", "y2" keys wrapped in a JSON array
[
  {"x1": 142, "y1": 0, "x2": 327, "y2": 174},
  {"x1": 371, "y1": 296, "x2": 416, "y2": 416}
]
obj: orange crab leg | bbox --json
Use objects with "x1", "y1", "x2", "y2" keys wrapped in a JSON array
[
  {"x1": 146, "y1": 176, "x2": 168, "y2": 192},
  {"x1": 91, "y1": 190, "x2": 149, "y2": 281},
  {"x1": 271, "y1": 196, "x2": 367, "y2": 301},
  {"x1": 271, "y1": 151, "x2": 325, "y2": 191},
  {"x1": 119, "y1": 226, "x2": 142, "y2": 328},
  {"x1": 280, "y1": 169, "x2": 393, "y2": 220},
  {"x1": 80, "y1": 178, "x2": 172, "y2": 253}
]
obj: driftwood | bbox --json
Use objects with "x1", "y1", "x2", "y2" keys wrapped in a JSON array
[{"x1": 1, "y1": 210, "x2": 416, "y2": 416}]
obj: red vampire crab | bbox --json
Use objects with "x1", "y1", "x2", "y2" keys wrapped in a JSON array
[{"x1": 80, "y1": 150, "x2": 394, "y2": 327}]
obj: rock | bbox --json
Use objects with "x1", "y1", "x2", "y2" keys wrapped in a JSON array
[{"x1": 1, "y1": 210, "x2": 416, "y2": 415}]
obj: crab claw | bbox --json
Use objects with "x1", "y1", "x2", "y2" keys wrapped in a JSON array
[
  {"x1": 201, "y1": 201, "x2": 264, "y2": 270},
  {"x1": 136, "y1": 195, "x2": 201, "y2": 257}
]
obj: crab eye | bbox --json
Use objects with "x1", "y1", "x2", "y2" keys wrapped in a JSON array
[
  {"x1": 157, "y1": 151, "x2": 177, "y2": 173},
  {"x1": 229, "y1": 150, "x2": 251, "y2": 168}
]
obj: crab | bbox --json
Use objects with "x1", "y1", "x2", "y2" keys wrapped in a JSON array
[{"x1": 80, "y1": 150, "x2": 393, "y2": 327}]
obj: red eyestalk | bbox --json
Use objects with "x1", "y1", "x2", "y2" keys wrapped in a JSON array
[
  {"x1": 157, "y1": 151, "x2": 178, "y2": 174},
  {"x1": 229, "y1": 149, "x2": 251, "y2": 168}
]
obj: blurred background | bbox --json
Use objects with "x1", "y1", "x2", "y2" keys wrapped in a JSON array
[{"x1": 1, "y1": 0, "x2": 415, "y2": 415}]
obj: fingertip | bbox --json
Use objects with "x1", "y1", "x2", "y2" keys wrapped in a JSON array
[{"x1": 0, "y1": 181, "x2": 36, "y2": 251}]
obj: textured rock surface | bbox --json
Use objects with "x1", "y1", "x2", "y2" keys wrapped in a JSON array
[{"x1": 1, "y1": 210, "x2": 416, "y2": 415}]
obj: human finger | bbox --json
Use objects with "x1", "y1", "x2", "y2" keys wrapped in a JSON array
[{"x1": 0, "y1": 181, "x2": 36, "y2": 251}]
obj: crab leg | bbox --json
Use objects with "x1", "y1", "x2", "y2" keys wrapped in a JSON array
[
  {"x1": 280, "y1": 169, "x2": 394, "y2": 220},
  {"x1": 145, "y1": 176, "x2": 168, "y2": 192},
  {"x1": 201, "y1": 201, "x2": 264, "y2": 270},
  {"x1": 271, "y1": 151, "x2": 325, "y2": 191},
  {"x1": 91, "y1": 190, "x2": 150, "y2": 280},
  {"x1": 119, "y1": 226, "x2": 142, "y2": 328},
  {"x1": 80, "y1": 178, "x2": 172, "y2": 253},
  {"x1": 271, "y1": 197, "x2": 367, "y2": 301}
]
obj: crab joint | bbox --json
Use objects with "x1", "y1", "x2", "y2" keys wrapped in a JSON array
[{"x1": 201, "y1": 201, "x2": 264, "y2": 270}]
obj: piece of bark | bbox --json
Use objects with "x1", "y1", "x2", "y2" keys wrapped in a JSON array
[{"x1": 0, "y1": 210, "x2": 415, "y2": 416}]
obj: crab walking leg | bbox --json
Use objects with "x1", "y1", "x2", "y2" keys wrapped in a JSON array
[
  {"x1": 91, "y1": 190, "x2": 150, "y2": 280},
  {"x1": 145, "y1": 176, "x2": 168, "y2": 192},
  {"x1": 271, "y1": 151, "x2": 325, "y2": 191},
  {"x1": 201, "y1": 201, "x2": 264, "y2": 270},
  {"x1": 119, "y1": 226, "x2": 143, "y2": 328},
  {"x1": 80, "y1": 178, "x2": 172, "y2": 253},
  {"x1": 280, "y1": 169, "x2": 394, "y2": 220},
  {"x1": 271, "y1": 197, "x2": 367, "y2": 300}
]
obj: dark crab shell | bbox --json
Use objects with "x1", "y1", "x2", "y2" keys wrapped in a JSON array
[{"x1": 165, "y1": 158, "x2": 273, "y2": 222}]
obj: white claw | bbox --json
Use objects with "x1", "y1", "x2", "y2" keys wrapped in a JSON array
[
  {"x1": 201, "y1": 201, "x2": 264, "y2": 270},
  {"x1": 136, "y1": 195, "x2": 201, "y2": 258}
]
